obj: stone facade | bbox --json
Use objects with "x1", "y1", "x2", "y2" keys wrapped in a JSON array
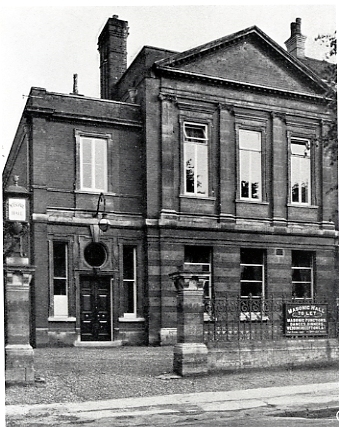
[{"x1": 3, "y1": 16, "x2": 338, "y2": 347}]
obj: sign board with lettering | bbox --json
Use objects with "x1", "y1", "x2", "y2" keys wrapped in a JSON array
[
  {"x1": 285, "y1": 303, "x2": 328, "y2": 336},
  {"x1": 7, "y1": 198, "x2": 26, "y2": 221}
]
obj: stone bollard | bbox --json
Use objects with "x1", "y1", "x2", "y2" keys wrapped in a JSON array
[
  {"x1": 5, "y1": 259, "x2": 35, "y2": 384},
  {"x1": 169, "y1": 271, "x2": 208, "y2": 376}
]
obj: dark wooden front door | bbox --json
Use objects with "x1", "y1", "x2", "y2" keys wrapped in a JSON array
[{"x1": 80, "y1": 276, "x2": 111, "y2": 341}]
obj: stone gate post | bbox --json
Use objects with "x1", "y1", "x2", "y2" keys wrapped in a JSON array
[
  {"x1": 3, "y1": 176, "x2": 35, "y2": 384},
  {"x1": 5, "y1": 261, "x2": 35, "y2": 384},
  {"x1": 169, "y1": 271, "x2": 208, "y2": 376}
]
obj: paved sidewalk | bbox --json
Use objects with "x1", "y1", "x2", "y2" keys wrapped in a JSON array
[{"x1": 6, "y1": 382, "x2": 339, "y2": 426}]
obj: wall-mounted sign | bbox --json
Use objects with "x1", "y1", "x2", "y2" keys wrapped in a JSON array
[
  {"x1": 285, "y1": 303, "x2": 328, "y2": 336},
  {"x1": 7, "y1": 198, "x2": 26, "y2": 221}
]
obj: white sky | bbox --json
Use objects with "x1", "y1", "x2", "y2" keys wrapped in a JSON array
[{"x1": 0, "y1": 2, "x2": 337, "y2": 169}]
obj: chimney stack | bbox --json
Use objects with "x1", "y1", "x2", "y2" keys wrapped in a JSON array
[
  {"x1": 98, "y1": 15, "x2": 129, "y2": 100},
  {"x1": 285, "y1": 18, "x2": 306, "y2": 58},
  {"x1": 72, "y1": 74, "x2": 78, "y2": 94}
]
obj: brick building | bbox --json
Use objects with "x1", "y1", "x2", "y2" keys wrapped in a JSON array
[{"x1": 3, "y1": 16, "x2": 337, "y2": 347}]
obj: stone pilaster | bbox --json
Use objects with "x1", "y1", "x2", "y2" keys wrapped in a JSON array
[
  {"x1": 271, "y1": 112, "x2": 287, "y2": 228},
  {"x1": 219, "y1": 104, "x2": 236, "y2": 226},
  {"x1": 321, "y1": 120, "x2": 337, "y2": 230},
  {"x1": 170, "y1": 272, "x2": 208, "y2": 376},
  {"x1": 159, "y1": 93, "x2": 177, "y2": 215}
]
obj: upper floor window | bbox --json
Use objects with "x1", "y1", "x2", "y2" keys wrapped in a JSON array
[
  {"x1": 239, "y1": 129, "x2": 262, "y2": 201},
  {"x1": 52, "y1": 241, "x2": 68, "y2": 317},
  {"x1": 290, "y1": 138, "x2": 311, "y2": 205},
  {"x1": 79, "y1": 136, "x2": 108, "y2": 192},
  {"x1": 183, "y1": 122, "x2": 208, "y2": 196},
  {"x1": 292, "y1": 251, "x2": 314, "y2": 299}
]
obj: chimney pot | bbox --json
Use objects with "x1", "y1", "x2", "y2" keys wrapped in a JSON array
[
  {"x1": 291, "y1": 22, "x2": 296, "y2": 37},
  {"x1": 296, "y1": 18, "x2": 301, "y2": 34}
]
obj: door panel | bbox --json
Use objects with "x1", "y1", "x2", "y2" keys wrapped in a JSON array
[{"x1": 80, "y1": 276, "x2": 111, "y2": 341}]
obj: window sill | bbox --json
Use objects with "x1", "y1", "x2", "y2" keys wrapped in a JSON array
[
  {"x1": 48, "y1": 316, "x2": 76, "y2": 322},
  {"x1": 180, "y1": 194, "x2": 216, "y2": 201},
  {"x1": 75, "y1": 190, "x2": 117, "y2": 196},
  {"x1": 236, "y1": 199, "x2": 269, "y2": 205},
  {"x1": 118, "y1": 317, "x2": 145, "y2": 322},
  {"x1": 287, "y1": 204, "x2": 318, "y2": 209}
]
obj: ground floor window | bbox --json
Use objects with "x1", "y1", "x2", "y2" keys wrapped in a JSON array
[
  {"x1": 123, "y1": 246, "x2": 137, "y2": 317},
  {"x1": 52, "y1": 241, "x2": 68, "y2": 317},
  {"x1": 292, "y1": 251, "x2": 314, "y2": 299},
  {"x1": 240, "y1": 249, "x2": 265, "y2": 298},
  {"x1": 184, "y1": 246, "x2": 212, "y2": 301}
]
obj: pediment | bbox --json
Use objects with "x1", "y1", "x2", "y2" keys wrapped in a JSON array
[{"x1": 156, "y1": 27, "x2": 326, "y2": 96}]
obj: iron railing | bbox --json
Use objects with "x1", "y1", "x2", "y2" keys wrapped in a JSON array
[{"x1": 204, "y1": 294, "x2": 338, "y2": 344}]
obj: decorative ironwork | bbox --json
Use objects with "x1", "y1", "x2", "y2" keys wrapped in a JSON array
[{"x1": 204, "y1": 294, "x2": 338, "y2": 344}]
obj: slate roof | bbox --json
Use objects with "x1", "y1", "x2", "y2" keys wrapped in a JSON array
[{"x1": 299, "y1": 56, "x2": 336, "y2": 81}]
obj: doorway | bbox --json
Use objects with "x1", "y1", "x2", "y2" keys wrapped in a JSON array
[{"x1": 80, "y1": 276, "x2": 112, "y2": 341}]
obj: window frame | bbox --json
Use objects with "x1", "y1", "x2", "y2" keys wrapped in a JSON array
[
  {"x1": 238, "y1": 128, "x2": 263, "y2": 202},
  {"x1": 291, "y1": 251, "x2": 314, "y2": 300},
  {"x1": 290, "y1": 137, "x2": 311, "y2": 206},
  {"x1": 122, "y1": 245, "x2": 137, "y2": 318},
  {"x1": 79, "y1": 136, "x2": 108, "y2": 192},
  {"x1": 240, "y1": 248, "x2": 265, "y2": 299},
  {"x1": 182, "y1": 121, "x2": 209, "y2": 197},
  {"x1": 50, "y1": 241, "x2": 69, "y2": 318},
  {"x1": 75, "y1": 130, "x2": 112, "y2": 194},
  {"x1": 184, "y1": 246, "x2": 212, "y2": 302},
  {"x1": 239, "y1": 248, "x2": 267, "y2": 321}
]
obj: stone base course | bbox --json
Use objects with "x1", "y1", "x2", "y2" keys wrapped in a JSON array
[{"x1": 208, "y1": 338, "x2": 339, "y2": 372}]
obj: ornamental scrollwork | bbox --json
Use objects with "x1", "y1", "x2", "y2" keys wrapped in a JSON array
[
  {"x1": 217, "y1": 103, "x2": 235, "y2": 115},
  {"x1": 270, "y1": 111, "x2": 286, "y2": 122},
  {"x1": 158, "y1": 93, "x2": 177, "y2": 104}
]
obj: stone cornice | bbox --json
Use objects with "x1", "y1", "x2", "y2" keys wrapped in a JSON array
[
  {"x1": 24, "y1": 106, "x2": 142, "y2": 128},
  {"x1": 156, "y1": 66, "x2": 330, "y2": 103}
]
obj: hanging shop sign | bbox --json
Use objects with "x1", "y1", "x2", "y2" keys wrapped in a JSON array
[
  {"x1": 7, "y1": 198, "x2": 26, "y2": 222},
  {"x1": 285, "y1": 303, "x2": 328, "y2": 336}
]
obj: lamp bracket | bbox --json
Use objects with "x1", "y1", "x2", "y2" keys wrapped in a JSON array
[{"x1": 93, "y1": 193, "x2": 106, "y2": 218}]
